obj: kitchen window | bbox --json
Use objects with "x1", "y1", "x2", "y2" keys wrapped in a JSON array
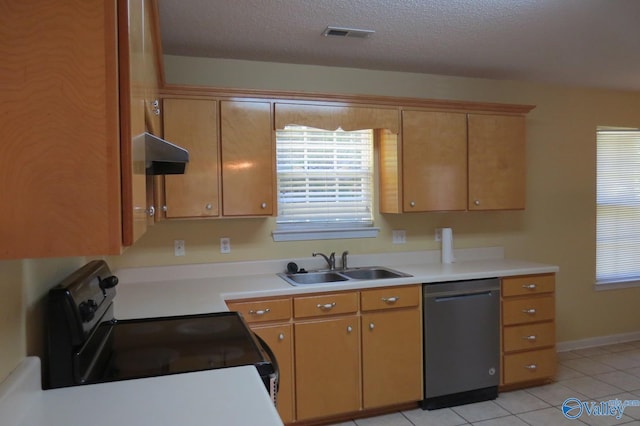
[
  {"x1": 596, "y1": 127, "x2": 640, "y2": 287},
  {"x1": 272, "y1": 125, "x2": 378, "y2": 241}
]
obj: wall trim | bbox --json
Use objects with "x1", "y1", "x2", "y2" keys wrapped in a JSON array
[{"x1": 557, "y1": 331, "x2": 640, "y2": 352}]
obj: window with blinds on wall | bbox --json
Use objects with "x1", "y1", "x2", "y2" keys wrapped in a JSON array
[
  {"x1": 274, "y1": 125, "x2": 375, "y2": 240},
  {"x1": 596, "y1": 128, "x2": 640, "y2": 286}
]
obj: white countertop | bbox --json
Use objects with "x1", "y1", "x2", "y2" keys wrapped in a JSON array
[
  {"x1": 113, "y1": 248, "x2": 559, "y2": 320},
  {"x1": 1, "y1": 248, "x2": 556, "y2": 426},
  {"x1": 0, "y1": 358, "x2": 283, "y2": 426}
]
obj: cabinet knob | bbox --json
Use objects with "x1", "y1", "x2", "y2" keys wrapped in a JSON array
[
  {"x1": 524, "y1": 364, "x2": 538, "y2": 370},
  {"x1": 522, "y1": 284, "x2": 537, "y2": 290},
  {"x1": 347, "y1": 325, "x2": 353, "y2": 333},
  {"x1": 278, "y1": 333, "x2": 285, "y2": 341},
  {"x1": 151, "y1": 99, "x2": 160, "y2": 116},
  {"x1": 147, "y1": 206, "x2": 155, "y2": 217},
  {"x1": 260, "y1": 202, "x2": 267, "y2": 209},
  {"x1": 206, "y1": 203, "x2": 213, "y2": 210},
  {"x1": 369, "y1": 323, "x2": 375, "y2": 330},
  {"x1": 522, "y1": 308, "x2": 537, "y2": 315},
  {"x1": 474, "y1": 200, "x2": 481, "y2": 206},
  {"x1": 162, "y1": 205, "x2": 168, "y2": 212},
  {"x1": 409, "y1": 201, "x2": 416, "y2": 207},
  {"x1": 248, "y1": 308, "x2": 270, "y2": 316}
]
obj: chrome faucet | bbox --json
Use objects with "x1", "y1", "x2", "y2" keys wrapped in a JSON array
[
  {"x1": 312, "y1": 252, "x2": 336, "y2": 270},
  {"x1": 341, "y1": 250, "x2": 349, "y2": 270}
]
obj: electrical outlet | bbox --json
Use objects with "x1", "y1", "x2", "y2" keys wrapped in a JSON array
[
  {"x1": 220, "y1": 237, "x2": 231, "y2": 254},
  {"x1": 174, "y1": 240, "x2": 185, "y2": 256},
  {"x1": 392, "y1": 230, "x2": 406, "y2": 244},
  {"x1": 435, "y1": 228, "x2": 442, "y2": 242}
]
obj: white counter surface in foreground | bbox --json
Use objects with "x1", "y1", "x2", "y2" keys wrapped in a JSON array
[
  {"x1": 1, "y1": 358, "x2": 283, "y2": 426},
  {"x1": 114, "y1": 248, "x2": 559, "y2": 320}
]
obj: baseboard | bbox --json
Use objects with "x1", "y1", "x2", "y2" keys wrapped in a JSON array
[{"x1": 557, "y1": 331, "x2": 640, "y2": 352}]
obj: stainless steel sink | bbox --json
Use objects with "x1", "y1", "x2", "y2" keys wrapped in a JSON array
[
  {"x1": 283, "y1": 271, "x2": 349, "y2": 285},
  {"x1": 278, "y1": 266, "x2": 412, "y2": 286},
  {"x1": 340, "y1": 267, "x2": 408, "y2": 280}
]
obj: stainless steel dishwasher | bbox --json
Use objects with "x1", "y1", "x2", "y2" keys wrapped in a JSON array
[{"x1": 422, "y1": 278, "x2": 500, "y2": 410}]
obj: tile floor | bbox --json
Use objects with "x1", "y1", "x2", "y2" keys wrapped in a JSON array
[{"x1": 328, "y1": 340, "x2": 640, "y2": 426}]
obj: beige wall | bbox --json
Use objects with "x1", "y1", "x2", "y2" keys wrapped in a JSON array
[{"x1": 110, "y1": 55, "x2": 640, "y2": 346}]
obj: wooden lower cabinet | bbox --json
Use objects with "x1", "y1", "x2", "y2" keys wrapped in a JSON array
[
  {"x1": 294, "y1": 316, "x2": 361, "y2": 420},
  {"x1": 252, "y1": 324, "x2": 295, "y2": 424},
  {"x1": 228, "y1": 285, "x2": 423, "y2": 424},
  {"x1": 500, "y1": 274, "x2": 556, "y2": 389},
  {"x1": 361, "y1": 309, "x2": 422, "y2": 408}
]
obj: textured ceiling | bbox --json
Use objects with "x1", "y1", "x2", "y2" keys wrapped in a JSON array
[{"x1": 158, "y1": 0, "x2": 640, "y2": 91}]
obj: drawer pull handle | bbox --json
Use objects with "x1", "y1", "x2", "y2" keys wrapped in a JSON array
[
  {"x1": 524, "y1": 364, "x2": 538, "y2": 370},
  {"x1": 522, "y1": 308, "x2": 537, "y2": 315},
  {"x1": 381, "y1": 297, "x2": 399, "y2": 304},
  {"x1": 249, "y1": 308, "x2": 271, "y2": 316},
  {"x1": 522, "y1": 335, "x2": 537, "y2": 341},
  {"x1": 317, "y1": 302, "x2": 336, "y2": 311},
  {"x1": 522, "y1": 284, "x2": 537, "y2": 290}
]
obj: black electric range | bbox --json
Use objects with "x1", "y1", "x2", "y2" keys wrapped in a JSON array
[{"x1": 44, "y1": 260, "x2": 277, "y2": 402}]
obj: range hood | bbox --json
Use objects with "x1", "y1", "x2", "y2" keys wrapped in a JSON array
[{"x1": 143, "y1": 132, "x2": 189, "y2": 175}]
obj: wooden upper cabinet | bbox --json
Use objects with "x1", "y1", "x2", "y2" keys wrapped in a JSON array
[
  {"x1": 275, "y1": 103, "x2": 399, "y2": 133},
  {"x1": 0, "y1": 0, "x2": 123, "y2": 258},
  {"x1": 402, "y1": 110, "x2": 467, "y2": 212},
  {"x1": 468, "y1": 114, "x2": 526, "y2": 210},
  {"x1": 163, "y1": 99, "x2": 219, "y2": 218},
  {"x1": 120, "y1": 0, "x2": 157, "y2": 245},
  {"x1": 380, "y1": 109, "x2": 528, "y2": 213},
  {"x1": 220, "y1": 101, "x2": 274, "y2": 216}
]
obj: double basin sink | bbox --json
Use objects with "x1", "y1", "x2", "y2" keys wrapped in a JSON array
[{"x1": 278, "y1": 266, "x2": 412, "y2": 286}]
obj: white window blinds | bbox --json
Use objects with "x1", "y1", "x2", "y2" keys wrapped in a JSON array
[
  {"x1": 596, "y1": 129, "x2": 640, "y2": 284},
  {"x1": 276, "y1": 125, "x2": 374, "y2": 228}
]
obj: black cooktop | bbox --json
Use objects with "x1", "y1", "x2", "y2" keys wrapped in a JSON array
[{"x1": 99, "y1": 312, "x2": 269, "y2": 382}]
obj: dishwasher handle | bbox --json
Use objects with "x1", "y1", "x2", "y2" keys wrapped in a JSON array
[{"x1": 432, "y1": 290, "x2": 495, "y2": 302}]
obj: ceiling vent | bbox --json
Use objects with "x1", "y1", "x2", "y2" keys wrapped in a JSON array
[{"x1": 322, "y1": 26, "x2": 375, "y2": 39}]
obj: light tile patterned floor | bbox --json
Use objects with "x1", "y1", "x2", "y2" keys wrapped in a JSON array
[{"x1": 328, "y1": 340, "x2": 640, "y2": 426}]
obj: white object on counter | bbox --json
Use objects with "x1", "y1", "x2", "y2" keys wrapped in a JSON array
[
  {"x1": 0, "y1": 357, "x2": 284, "y2": 426},
  {"x1": 441, "y1": 227, "x2": 455, "y2": 264}
]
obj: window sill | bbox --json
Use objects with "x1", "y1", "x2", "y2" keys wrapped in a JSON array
[
  {"x1": 595, "y1": 280, "x2": 640, "y2": 291},
  {"x1": 272, "y1": 227, "x2": 380, "y2": 242}
]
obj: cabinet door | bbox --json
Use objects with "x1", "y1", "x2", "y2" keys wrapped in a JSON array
[
  {"x1": 294, "y1": 317, "x2": 360, "y2": 420},
  {"x1": 220, "y1": 101, "x2": 274, "y2": 216},
  {"x1": 252, "y1": 324, "x2": 295, "y2": 424},
  {"x1": 402, "y1": 111, "x2": 467, "y2": 212},
  {"x1": 0, "y1": 0, "x2": 122, "y2": 258},
  {"x1": 468, "y1": 114, "x2": 526, "y2": 210},
  {"x1": 163, "y1": 99, "x2": 219, "y2": 218},
  {"x1": 361, "y1": 309, "x2": 423, "y2": 408}
]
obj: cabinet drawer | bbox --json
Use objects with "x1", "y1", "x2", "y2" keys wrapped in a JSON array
[
  {"x1": 502, "y1": 296, "x2": 554, "y2": 326},
  {"x1": 294, "y1": 292, "x2": 358, "y2": 319},
  {"x1": 361, "y1": 285, "x2": 420, "y2": 311},
  {"x1": 502, "y1": 274, "x2": 555, "y2": 297},
  {"x1": 503, "y1": 322, "x2": 555, "y2": 352},
  {"x1": 503, "y1": 348, "x2": 556, "y2": 384},
  {"x1": 226, "y1": 298, "x2": 292, "y2": 323}
]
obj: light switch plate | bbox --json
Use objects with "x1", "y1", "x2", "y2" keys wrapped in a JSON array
[{"x1": 174, "y1": 240, "x2": 185, "y2": 256}]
